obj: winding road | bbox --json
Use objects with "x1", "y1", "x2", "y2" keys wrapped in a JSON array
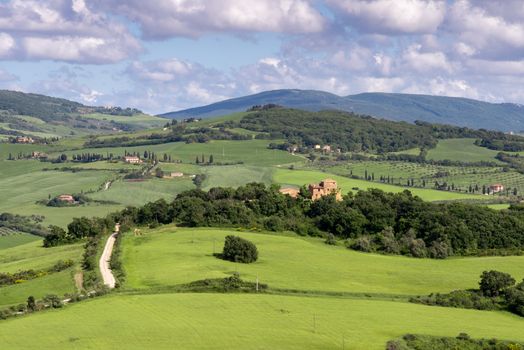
[{"x1": 99, "y1": 223, "x2": 120, "y2": 289}]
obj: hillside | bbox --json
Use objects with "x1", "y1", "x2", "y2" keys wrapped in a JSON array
[
  {"x1": 160, "y1": 89, "x2": 524, "y2": 132},
  {"x1": 0, "y1": 90, "x2": 168, "y2": 139}
]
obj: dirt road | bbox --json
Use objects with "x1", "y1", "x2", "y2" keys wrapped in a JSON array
[{"x1": 99, "y1": 224, "x2": 120, "y2": 289}]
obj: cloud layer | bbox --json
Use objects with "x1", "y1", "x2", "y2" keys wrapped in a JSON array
[{"x1": 1, "y1": 0, "x2": 524, "y2": 113}]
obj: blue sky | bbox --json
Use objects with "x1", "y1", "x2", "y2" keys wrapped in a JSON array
[{"x1": 1, "y1": 0, "x2": 524, "y2": 114}]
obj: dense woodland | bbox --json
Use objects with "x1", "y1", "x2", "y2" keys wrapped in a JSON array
[
  {"x1": 231, "y1": 108, "x2": 524, "y2": 153},
  {"x1": 43, "y1": 184, "x2": 524, "y2": 259}
]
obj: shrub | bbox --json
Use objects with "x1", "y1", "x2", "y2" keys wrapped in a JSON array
[
  {"x1": 221, "y1": 235, "x2": 258, "y2": 264},
  {"x1": 325, "y1": 233, "x2": 337, "y2": 245},
  {"x1": 351, "y1": 235, "x2": 372, "y2": 252},
  {"x1": 479, "y1": 270, "x2": 516, "y2": 297}
]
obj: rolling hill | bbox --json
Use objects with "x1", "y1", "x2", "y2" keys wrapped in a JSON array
[
  {"x1": 160, "y1": 89, "x2": 524, "y2": 132},
  {"x1": 0, "y1": 90, "x2": 168, "y2": 139}
]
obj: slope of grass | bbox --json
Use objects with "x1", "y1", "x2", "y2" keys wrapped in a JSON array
[
  {"x1": 122, "y1": 227, "x2": 524, "y2": 296},
  {"x1": 0, "y1": 240, "x2": 83, "y2": 273},
  {"x1": 202, "y1": 165, "x2": 274, "y2": 189},
  {"x1": 0, "y1": 234, "x2": 40, "y2": 250},
  {"x1": 1, "y1": 293, "x2": 523, "y2": 350},
  {"x1": 427, "y1": 138, "x2": 516, "y2": 163},
  {"x1": 273, "y1": 168, "x2": 481, "y2": 202},
  {"x1": 0, "y1": 240, "x2": 82, "y2": 307},
  {"x1": 89, "y1": 177, "x2": 195, "y2": 207},
  {"x1": 54, "y1": 139, "x2": 302, "y2": 167},
  {"x1": 0, "y1": 269, "x2": 76, "y2": 308}
]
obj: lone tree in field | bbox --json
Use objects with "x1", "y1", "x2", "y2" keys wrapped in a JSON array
[
  {"x1": 221, "y1": 235, "x2": 258, "y2": 263},
  {"x1": 479, "y1": 270, "x2": 516, "y2": 297}
]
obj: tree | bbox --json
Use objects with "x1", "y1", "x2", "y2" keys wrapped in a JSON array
[
  {"x1": 479, "y1": 270, "x2": 516, "y2": 297},
  {"x1": 209, "y1": 154, "x2": 214, "y2": 164},
  {"x1": 155, "y1": 167, "x2": 163, "y2": 178},
  {"x1": 221, "y1": 235, "x2": 258, "y2": 263},
  {"x1": 195, "y1": 156, "x2": 200, "y2": 164},
  {"x1": 27, "y1": 296, "x2": 36, "y2": 312}
]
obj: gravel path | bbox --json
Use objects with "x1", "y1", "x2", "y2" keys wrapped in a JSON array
[{"x1": 99, "y1": 224, "x2": 120, "y2": 289}]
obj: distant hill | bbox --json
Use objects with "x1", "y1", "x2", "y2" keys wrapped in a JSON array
[
  {"x1": 0, "y1": 90, "x2": 167, "y2": 139},
  {"x1": 160, "y1": 89, "x2": 524, "y2": 132}
]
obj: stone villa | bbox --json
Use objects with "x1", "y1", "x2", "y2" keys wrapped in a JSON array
[
  {"x1": 309, "y1": 179, "x2": 342, "y2": 201},
  {"x1": 279, "y1": 179, "x2": 342, "y2": 201}
]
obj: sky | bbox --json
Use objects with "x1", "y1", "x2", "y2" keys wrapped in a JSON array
[{"x1": 1, "y1": 0, "x2": 524, "y2": 114}]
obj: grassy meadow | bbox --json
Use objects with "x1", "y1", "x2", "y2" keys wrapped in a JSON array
[
  {"x1": 122, "y1": 227, "x2": 524, "y2": 296},
  {"x1": 1, "y1": 293, "x2": 523, "y2": 350},
  {"x1": 0, "y1": 240, "x2": 83, "y2": 307},
  {"x1": 426, "y1": 138, "x2": 518, "y2": 163},
  {"x1": 53, "y1": 139, "x2": 302, "y2": 167},
  {"x1": 0, "y1": 234, "x2": 40, "y2": 249}
]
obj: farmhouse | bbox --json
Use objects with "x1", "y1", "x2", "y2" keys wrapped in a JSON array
[
  {"x1": 322, "y1": 145, "x2": 332, "y2": 153},
  {"x1": 123, "y1": 156, "x2": 142, "y2": 164},
  {"x1": 56, "y1": 194, "x2": 75, "y2": 204},
  {"x1": 489, "y1": 184, "x2": 504, "y2": 193},
  {"x1": 279, "y1": 187, "x2": 300, "y2": 198},
  {"x1": 15, "y1": 136, "x2": 34, "y2": 144},
  {"x1": 309, "y1": 179, "x2": 342, "y2": 201},
  {"x1": 31, "y1": 151, "x2": 48, "y2": 159}
]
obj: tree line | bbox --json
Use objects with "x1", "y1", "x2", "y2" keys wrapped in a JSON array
[{"x1": 44, "y1": 183, "x2": 524, "y2": 259}]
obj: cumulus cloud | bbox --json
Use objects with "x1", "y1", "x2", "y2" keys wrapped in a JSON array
[
  {"x1": 0, "y1": 0, "x2": 141, "y2": 63},
  {"x1": 0, "y1": 33, "x2": 15, "y2": 57},
  {"x1": 95, "y1": 0, "x2": 326, "y2": 39},
  {"x1": 448, "y1": 0, "x2": 524, "y2": 60},
  {"x1": 327, "y1": 0, "x2": 446, "y2": 34},
  {"x1": 401, "y1": 44, "x2": 453, "y2": 73}
]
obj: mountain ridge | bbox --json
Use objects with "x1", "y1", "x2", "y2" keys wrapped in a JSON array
[{"x1": 160, "y1": 89, "x2": 524, "y2": 132}]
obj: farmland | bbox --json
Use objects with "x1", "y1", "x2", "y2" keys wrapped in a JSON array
[
  {"x1": 122, "y1": 226, "x2": 524, "y2": 296},
  {"x1": 1, "y1": 293, "x2": 524, "y2": 350},
  {"x1": 2, "y1": 109, "x2": 524, "y2": 349},
  {"x1": 0, "y1": 240, "x2": 83, "y2": 307},
  {"x1": 426, "y1": 138, "x2": 516, "y2": 163},
  {"x1": 322, "y1": 160, "x2": 524, "y2": 195}
]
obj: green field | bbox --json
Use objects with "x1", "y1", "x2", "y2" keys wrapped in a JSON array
[
  {"x1": 0, "y1": 270, "x2": 76, "y2": 308},
  {"x1": 0, "y1": 240, "x2": 83, "y2": 307},
  {"x1": 0, "y1": 234, "x2": 40, "y2": 250},
  {"x1": 427, "y1": 138, "x2": 517, "y2": 163},
  {"x1": 0, "y1": 240, "x2": 82, "y2": 273},
  {"x1": 89, "y1": 177, "x2": 195, "y2": 207},
  {"x1": 274, "y1": 168, "x2": 481, "y2": 202},
  {"x1": 53, "y1": 139, "x2": 302, "y2": 167},
  {"x1": 1, "y1": 293, "x2": 523, "y2": 350},
  {"x1": 122, "y1": 227, "x2": 524, "y2": 296},
  {"x1": 202, "y1": 165, "x2": 274, "y2": 189}
]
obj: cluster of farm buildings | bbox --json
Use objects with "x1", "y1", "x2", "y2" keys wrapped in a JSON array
[{"x1": 280, "y1": 178, "x2": 342, "y2": 201}]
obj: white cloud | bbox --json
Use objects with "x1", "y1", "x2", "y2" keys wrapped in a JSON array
[
  {"x1": 0, "y1": 33, "x2": 15, "y2": 57},
  {"x1": 402, "y1": 44, "x2": 453, "y2": 73},
  {"x1": 448, "y1": 0, "x2": 524, "y2": 60},
  {"x1": 96, "y1": 0, "x2": 326, "y2": 39},
  {"x1": 0, "y1": 0, "x2": 141, "y2": 63},
  {"x1": 327, "y1": 0, "x2": 446, "y2": 34}
]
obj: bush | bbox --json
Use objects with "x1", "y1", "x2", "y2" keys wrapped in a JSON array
[
  {"x1": 221, "y1": 235, "x2": 258, "y2": 264},
  {"x1": 479, "y1": 270, "x2": 516, "y2": 297},
  {"x1": 325, "y1": 233, "x2": 337, "y2": 245},
  {"x1": 351, "y1": 235, "x2": 372, "y2": 252}
]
